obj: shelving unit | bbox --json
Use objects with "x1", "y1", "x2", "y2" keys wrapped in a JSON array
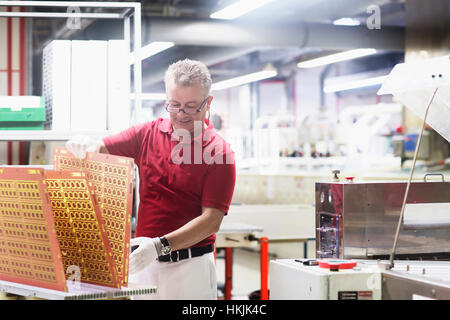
[
  {"x1": 0, "y1": 130, "x2": 115, "y2": 141},
  {"x1": 0, "y1": 1, "x2": 143, "y2": 141},
  {"x1": 0, "y1": 4, "x2": 144, "y2": 298}
]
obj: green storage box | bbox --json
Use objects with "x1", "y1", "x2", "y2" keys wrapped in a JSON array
[{"x1": 0, "y1": 96, "x2": 46, "y2": 130}]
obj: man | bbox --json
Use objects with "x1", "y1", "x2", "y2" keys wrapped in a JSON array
[{"x1": 66, "y1": 59, "x2": 236, "y2": 299}]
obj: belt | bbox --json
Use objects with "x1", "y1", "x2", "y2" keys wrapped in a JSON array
[{"x1": 158, "y1": 244, "x2": 214, "y2": 263}]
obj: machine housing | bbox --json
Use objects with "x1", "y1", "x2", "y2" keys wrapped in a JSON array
[{"x1": 315, "y1": 179, "x2": 450, "y2": 260}]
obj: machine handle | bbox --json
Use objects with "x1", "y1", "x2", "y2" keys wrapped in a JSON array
[
  {"x1": 316, "y1": 227, "x2": 337, "y2": 232},
  {"x1": 423, "y1": 173, "x2": 445, "y2": 182},
  {"x1": 316, "y1": 250, "x2": 333, "y2": 256}
]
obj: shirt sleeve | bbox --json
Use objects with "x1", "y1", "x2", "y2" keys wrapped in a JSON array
[
  {"x1": 102, "y1": 123, "x2": 148, "y2": 166},
  {"x1": 201, "y1": 157, "x2": 236, "y2": 215}
]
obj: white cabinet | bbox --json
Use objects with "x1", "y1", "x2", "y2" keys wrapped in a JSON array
[
  {"x1": 42, "y1": 40, "x2": 130, "y2": 132},
  {"x1": 269, "y1": 259, "x2": 381, "y2": 300}
]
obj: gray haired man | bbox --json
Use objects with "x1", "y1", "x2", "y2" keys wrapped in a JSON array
[{"x1": 66, "y1": 59, "x2": 236, "y2": 299}]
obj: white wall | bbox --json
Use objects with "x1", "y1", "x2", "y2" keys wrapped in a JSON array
[
  {"x1": 259, "y1": 81, "x2": 287, "y2": 117},
  {"x1": 211, "y1": 86, "x2": 251, "y2": 132},
  {"x1": 211, "y1": 86, "x2": 252, "y2": 160},
  {"x1": 294, "y1": 66, "x2": 325, "y2": 124},
  {"x1": 294, "y1": 64, "x2": 394, "y2": 125}
]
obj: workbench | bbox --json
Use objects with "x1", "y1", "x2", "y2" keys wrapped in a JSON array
[{"x1": 216, "y1": 205, "x2": 316, "y2": 300}]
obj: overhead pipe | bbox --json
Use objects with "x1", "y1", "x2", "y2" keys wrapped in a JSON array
[
  {"x1": 142, "y1": 46, "x2": 257, "y2": 89},
  {"x1": 141, "y1": 17, "x2": 404, "y2": 87},
  {"x1": 146, "y1": 18, "x2": 405, "y2": 51}
]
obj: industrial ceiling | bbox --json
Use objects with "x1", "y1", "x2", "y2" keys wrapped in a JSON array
[{"x1": 29, "y1": 0, "x2": 406, "y2": 94}]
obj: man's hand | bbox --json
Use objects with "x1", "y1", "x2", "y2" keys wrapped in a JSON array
[
  {"x1": 129, "y1": 237, "x2": 159, "y2": 274},
  {"x1": 66, "y1": 135, "x2": 99, "y2": 159}
]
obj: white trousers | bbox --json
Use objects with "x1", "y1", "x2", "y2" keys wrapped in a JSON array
[{"x1": 129, "y1": 252, "x2": 217, "y2": 300}]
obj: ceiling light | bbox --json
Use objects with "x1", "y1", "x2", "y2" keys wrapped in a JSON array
[
  {"x1": 297, "y1": 48, "x2": 377, "y2": 69},
  {"x1": 130, "y1": 93, "x2": 166, "y2": 100},
  {"x1": 333, "y1": 18, "x2": 361, "y2": 26},
  {"x1": 210, "y1": 0, "x2": 276, "y2": 20},
  {"x1": 324, "y1": 75, "x2": 388, "y2": 93},
  {"x1": 212, "y1": 66, "x2": 277, "y2": 91},
  {"x1": 130, "y1": 41, "x2": 174, "y2": 64}
]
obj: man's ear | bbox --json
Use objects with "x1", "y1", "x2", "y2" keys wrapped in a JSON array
[{"x1": 205, "y1": 96, "x2": 213, "y2": 113}]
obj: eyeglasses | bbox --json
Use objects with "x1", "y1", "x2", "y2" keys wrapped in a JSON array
[{"x1": 165, "y1": 96, "x2": 210, "y2": 115}]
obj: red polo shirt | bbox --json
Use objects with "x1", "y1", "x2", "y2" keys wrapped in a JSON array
[{"x1": 102, "y1": 117, "x2": 236, "y2": 248}]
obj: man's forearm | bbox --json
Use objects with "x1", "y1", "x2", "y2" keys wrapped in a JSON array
[{"x1": 164, "y1": 208, "x2": 223, "y2": 251}]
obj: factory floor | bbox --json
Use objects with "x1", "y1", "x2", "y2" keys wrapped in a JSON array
[
  {"x1": 0, "y1": 246, "x2": 306, "y2": 300},
  {"x1": 0, "y1": 248, "x2": 263, "y2": 301},
  {"x1": 215, "y1": 248, "x2": 264, "y2": 300},
  {"x1": 215, "y1": 241, "x2": 315, "y2": 300}
]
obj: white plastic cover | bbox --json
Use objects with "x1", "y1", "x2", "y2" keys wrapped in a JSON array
[{"x1": 378, "y1": 55, "x2": 450, "y2": 142}]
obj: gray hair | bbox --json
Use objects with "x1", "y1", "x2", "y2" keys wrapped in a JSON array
[{"x1": 164, "y1": 59, "x2": 212, "y2": 97}]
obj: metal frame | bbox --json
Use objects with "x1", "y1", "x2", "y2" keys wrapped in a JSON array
[
  {"x1": 0, "y1": 2, "x2": 143, "y2": 299},
  {"x1": 215, "y1": 223, "x2": 263, "y2": 300},
  {"x1": 389, "y1": 87, "x2": 440, "y2": 268},
  {"x1": 216, "y1": 224, "x2": 314, "y2": 301},
  {"x1": 0, "y1": 280, "x2": 156, "y2": 300},
  {"x1": 0, "y1": 1, "x2": 142, "y2": 141},
  {"x1": 381, "y1": 261, "x2": 450, "y2": 300}
]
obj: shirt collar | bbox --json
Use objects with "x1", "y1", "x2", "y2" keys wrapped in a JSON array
[
  {"x1": 157, "y1": 118, "x2": 173, "y2": 134},
  {"x1": 158, "y1": 118, "x2": 215, "y2": 147}
]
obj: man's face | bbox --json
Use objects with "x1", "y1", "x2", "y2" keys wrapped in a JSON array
[{"x1": 166, "y1": 81, "x2": 212, "y2": 134}]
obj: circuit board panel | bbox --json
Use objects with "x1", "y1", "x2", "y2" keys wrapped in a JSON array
[
  {"x1": 45, "y1": 170, "x2": 120, "y2": 288},
  {"x1": 0, "y1": 167, "x2": 67, "y2": 291},
  {"x1": 53, "y1": 148, "x2": 134, "y2": 286}
]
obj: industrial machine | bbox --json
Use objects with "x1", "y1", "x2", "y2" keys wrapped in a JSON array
[
  {"x1": 270, "y1": 259, "x2": 382, "y2": 300},
  {"x1": 380, "y1": 260, "x2": 450, "y2": 299},
  {"x1": 269, "y1": 259, "x2": 450, "y2": 300},
  {"x1": 270, "y1": 49, "x2": 450, "y2": 301},
  {"x1": 315, "y1": 177, "x2": 450, "y2": 260}
]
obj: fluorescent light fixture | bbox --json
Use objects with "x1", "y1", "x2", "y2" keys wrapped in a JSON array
[
  {"x1": 212, "y1": 68, "x2": 277, "y2": 91},
  {"x1": 130, "y1": 41, "x2": 174, "y2": 64},
  {"x1": 324, "y1": 75, "x2": 388, "y2": 93},
  {"x1": 130, "y1": 93, "x2": 166, "y2": 100},
  {"x1": 297, "y1": 48, "x2": 377, "y2": 69},
  {"x1": 333, "y1": 17, "x2": 361, "y2": 26},
  {"x1": 210, "y1": 0, "x2": 275, "y2": 20}
]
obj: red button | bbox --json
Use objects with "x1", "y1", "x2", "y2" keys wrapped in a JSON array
[{"x1": 318, "y1": 259, "x2": 357, "y2": 270}]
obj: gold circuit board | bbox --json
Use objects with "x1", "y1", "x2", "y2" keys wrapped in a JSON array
[
  {"x1": 53, "y1": 148, "x2": 134, "y2": 286},
  {"x1": 0, "y1": 167, "x2": 67, "y2": 291},
  {"x1": 45, "y1": 170, "x2": 120, "y2": 288}
]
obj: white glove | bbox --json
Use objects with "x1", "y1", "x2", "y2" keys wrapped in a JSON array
[
  {"x1": 129, "y1": 237, "x2": 159, "y2": 274},
  {"x1": 66, "y1": 135, "x2": 99, "y2": 159}
]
